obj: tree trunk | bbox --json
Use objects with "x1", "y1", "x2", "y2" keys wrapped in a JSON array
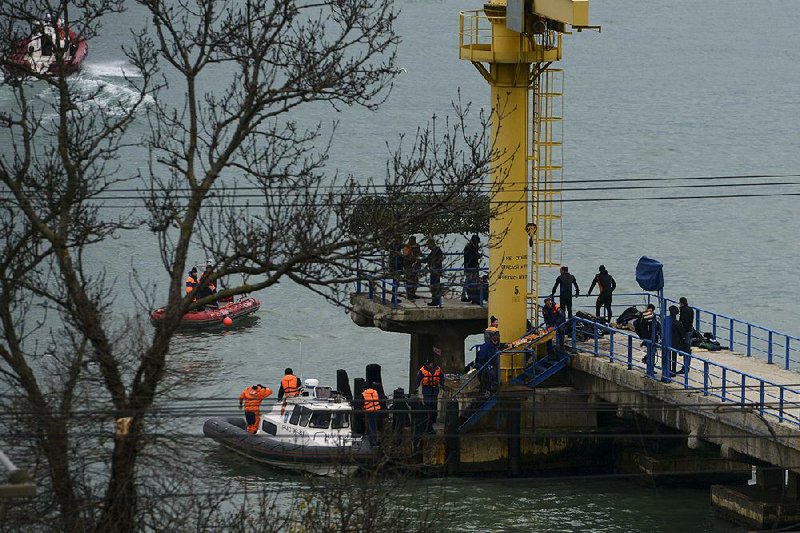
[
  {"x1": 41, "y1": 422, "x2": 83, "y2": 533},
  {"x1": 98, "y1": 423, "x2": 141, "y2": 533}
]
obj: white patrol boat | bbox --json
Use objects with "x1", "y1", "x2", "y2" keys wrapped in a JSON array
[{"x1": 203, "y1": 379, "x2": 376, "y2": 476}]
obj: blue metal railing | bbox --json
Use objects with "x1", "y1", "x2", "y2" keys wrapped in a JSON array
[
  {"x1": 551, "y1": 290, "x2": 800, "y2": 371},
  {"x1": 661, "y1": 297, "x2": 800, "y2": 371},
  {"x1": 355, "y1": 251, "x2": 489, "y2": 308},
  {"x1": 570, "y1": 316, "x2": 800, "y2": 428}
]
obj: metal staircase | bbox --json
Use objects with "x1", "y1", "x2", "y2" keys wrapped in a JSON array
[
  {"x1": 511, "y1": 351, "x2": 571, "y2": 387},
  {"x1": 457, "y1": 344, "x2": 571, "y2": 434}
]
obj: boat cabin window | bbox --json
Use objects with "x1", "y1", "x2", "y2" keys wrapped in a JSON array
[
  {"x1": 331, "y1": 411, "x2": 350, "y2": 429},
  {"x1": 314, "y1": 386, "x2": 332, "y2": 399},
  {"x1": 261, "y1": 420, "x2": 277, "y2": 436},
  {"x1": 308, "y1": 410, "x2": 331, "y2": 429},
  {"x1": 288, "y1": 405, "x2": 303, "y2": 425},
  {"x1": 298, "y1": 406, "x2": 312, "y2": 427}
]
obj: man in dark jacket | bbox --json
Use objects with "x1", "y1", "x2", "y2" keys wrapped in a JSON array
[
  {"x1": 669, "y1": 305, "x2": 689, "y2": 375},
  {"x1": 414, "y1": 360, "x2": 443, "y2": 433},
  {"x1": 551, "y1": 265, "x2": 579, "y2": 318},
  {"x1": 463, "y1": 234, "x2": 481, "y2": 304},
  {"x1": 587, "y1": 265, "x2": 616, "y2": 323},
  {"x1": 475, "y1": 327, "x2": 500, "y2": 392},
  {"x1": 422, "y1": 238, "x2": 444, "y2": 307},
  {"x1": 542, "y1": 297, "x2": 566, "y2": 355},
  {"x1": 679, "y1": 297, "x2": 694, "y2": 350}
]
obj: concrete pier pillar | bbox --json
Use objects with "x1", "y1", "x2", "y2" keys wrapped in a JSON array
[
  {"x1": 350, "y1": 293, "x2": 486, "y2": 390},
  {"x1": 507, "y1": 399, "x2": 521, "y2": 476}
]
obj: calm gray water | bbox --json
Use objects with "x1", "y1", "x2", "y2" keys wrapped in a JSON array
[{"x1": 3, "y1": 0, "x2": 800, "y2": 530}]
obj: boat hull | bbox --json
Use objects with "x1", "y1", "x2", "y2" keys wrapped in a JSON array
[
  {"x1": 203, "y1": 417, "x2": 374, "y2": 476},
  {"x1": 150, "y1": 297, "x2": 260, "y2": 329},
  {"x1": 4, "y1": 29, "x2": 88, "y2": 78}
]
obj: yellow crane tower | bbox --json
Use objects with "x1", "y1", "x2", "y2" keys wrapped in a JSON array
[{"x1": 458, "y1": 0, "x2": 592, "y2": 345}]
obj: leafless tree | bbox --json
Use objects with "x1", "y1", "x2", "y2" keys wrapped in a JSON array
[{"x1": 0, "y1": 0, "x2": 495, "y2": 530}]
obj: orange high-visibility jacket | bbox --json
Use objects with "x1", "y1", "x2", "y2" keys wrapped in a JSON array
[{"x1": 239, "y1": 386, "x2": 273, "y2": 411}]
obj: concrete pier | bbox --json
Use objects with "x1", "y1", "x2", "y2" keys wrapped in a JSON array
[{"x1": 350, "y1": 293, "x2": 486, "y2": 389}]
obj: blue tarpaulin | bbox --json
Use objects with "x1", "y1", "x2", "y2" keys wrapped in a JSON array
[{"x1": 636, "y1": 257, "x2": 664, "y2": 291}]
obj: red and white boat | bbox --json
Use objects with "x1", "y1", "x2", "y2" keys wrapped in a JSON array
[
  {"x1": 150, "y1": 297, "x2": 261, "y2": 330},
  {"x1": 3, "y1": 18, "x2": 88, "y2": 78}
]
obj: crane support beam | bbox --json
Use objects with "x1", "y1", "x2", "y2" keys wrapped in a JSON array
[{"x1": 533, "y1": 0, "x2": 589, "y2": 27}]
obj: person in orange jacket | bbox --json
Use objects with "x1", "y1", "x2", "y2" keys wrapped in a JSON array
[
  {"x1": 278, "y1": 368, "x2": 301, "y2": 399},
  {"x1": 361, "y1": 383, "x2": 382, "y2": 446},
  {"x1": 238, "y1": 384, "x2": 273, "y2": 433}
]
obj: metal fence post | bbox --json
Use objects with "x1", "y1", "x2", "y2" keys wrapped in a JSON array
[
  {"x1": 571, "y1": 319, "x2": 577, "y2": 351},
  {"x1": 712, "y1": 313, "x2": 717, "y2": 338},
  {"x1": 786, "y1": 336, "x2": 791, "y2": 370},
  {"x1": 721, "y1": 367, "x2": 727, "y2": 402},
  {"x1": 740, "y1": 375, "x2": 746, "y2": 406},
  {"x1": 593, "y1": 321, "x2": 598, "y2": 356},
  {"x1": 758, "y1": 381, "x2": 765, "y2": 416},
  {"x1": 768, "y1": 331, "x2": 773, "y2": 364},
  {"x1": 662, "y1": 316, "x2": 673, "y2": 383},
  {"x1": 627, "y1": 335, "x2": 633, "y2": 370},
  {"x1": 729, "y1": 318, "x2": 735, "y2": 352},
  {"x1": 746, "y1": 324, "x2": 752, "y2": 357},
  {"x1": 608, "y1": 330, "x2": 614, "y2": 363},
  {"x1": 779, "y1": 387, "x2": 785, "y2": 423},
  {"x1": 703, "y1": 361, "x2": 709, "y2": 396}
]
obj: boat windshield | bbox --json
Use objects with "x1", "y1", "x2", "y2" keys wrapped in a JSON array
[
  {"x1": 308, "y1": 411, "x2": 331, "y2": 429},
  {"x1": 331, "y1": 411, "x2": 350, "y2": 429},
  {"x1": 299, "y1": 406, "x2": 312, "y2": 427}
]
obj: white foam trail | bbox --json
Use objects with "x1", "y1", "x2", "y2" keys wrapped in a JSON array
[
  {"x1": 83, "y1": 60, "x2": 143, "y2": 79},
  {"x1": 70, "y1": 76, "x2": 153, "y2": 116}
]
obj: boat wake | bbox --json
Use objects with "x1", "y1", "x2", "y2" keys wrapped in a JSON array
[
  {"x1": 0, "y1": 60, "x2": 154, "y2": 117},
  {"x1": 70, "y1": 60, "x2": 152, "y2": 115}
]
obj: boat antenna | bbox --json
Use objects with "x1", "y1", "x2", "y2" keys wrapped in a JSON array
[{"x1": 298, "y1": 340, "x2": 303, "y2": 384}]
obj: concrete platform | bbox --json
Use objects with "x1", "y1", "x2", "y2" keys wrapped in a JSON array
[
  {"x1": 350, "y1": 292, "x2": 487, "y2": 387},
  {"x1": 711, "y1": 484, "x2": 800, "y2": 529}
]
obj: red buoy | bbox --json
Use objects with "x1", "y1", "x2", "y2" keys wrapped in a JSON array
[{"x1": 222, "y1": 316, "x2": 233, "y2": 326}]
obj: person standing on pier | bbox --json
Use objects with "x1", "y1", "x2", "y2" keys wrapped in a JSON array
[
  {"x1": 422, "y1": 238, "x2": 444, "y2": 307},
  {"x1": 542, "y1": 297, "x2": 566, "y2": 353},
  {"x1": 402, "y1": 236, "x2": 421, "y2": 301},
  {"x1": 668, "y1": 305, "x2": 690, "y2": 375},
  {"x1": 463, "y1": 234, "x2": 482, "y2": 304},
  {"x1": 238, "y1": 384, "x2": 273, "y2": 434},
  {"x1": 476, "y1": 326, "x2": 501, "y2": 392},
  {"x1": 414, "y1": 360, "x2": 443, "y2": 433},
  {"x1": 551, "y1": 265, "x2": 580, "y2": 318},
  {"x1": 587, "y1": 265, "x2": 616, "y2": 323},
  {"x1": 679, "y1": 297, "x2": 695, "y2": 351}
]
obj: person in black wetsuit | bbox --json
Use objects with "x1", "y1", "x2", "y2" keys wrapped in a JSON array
[
  {"x1": 669, "y1": 305, "x2": 690, "y2": 375},
  {"x1": 679, "y1": 296, "x2": 695, "y2": 350},
  {"x1": 551, "y1": 265, "x2": 579, "y2": 318},
  {"x1": 462, "y1": 234, "x2": 481, "y2": 304},
  {"x1": 587, "y1": 265, "x2": 616, "y2": 323}
]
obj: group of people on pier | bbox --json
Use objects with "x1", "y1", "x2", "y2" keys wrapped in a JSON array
[
  {"x1": 387, "y1": 234, "x2": 487, "y2": 307},
  {"x1": 550, "y1": 264, "x2": 617, "y2": 322}
]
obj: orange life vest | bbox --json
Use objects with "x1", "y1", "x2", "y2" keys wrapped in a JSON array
[
  {"x1": 239, "y1": 386, "x2": 272, "y2": 411},
  {"x1": 185, "y1": 274, "x2": 198, "y2": 294},
  {"x1": 281, "y1": 374, "x2": 300, "y2": 397},
  {"x1": 419, "y1": 366, "x2": 442, "y2": 388},
  {"x1": 362, "y1": 388, "x2": 381, "y2": 412}
]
